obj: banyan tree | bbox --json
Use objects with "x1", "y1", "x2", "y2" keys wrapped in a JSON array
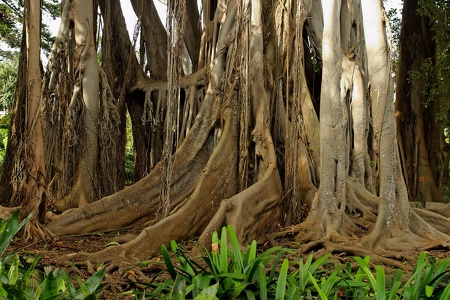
[{"x1": 1, "y1": 0, "x2": 449, "y2": 265}]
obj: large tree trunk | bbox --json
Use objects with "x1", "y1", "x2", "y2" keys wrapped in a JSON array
[
  {"x1": 395, "y1": 0, "x2": 446, "y2": 205},
  {"x1": 39, "y1": 0, "x2": 122, "y2": 214},
  {"x1": 53, "y1": 0, "x2": 100, "y2": 211},
  {"x1": 19, "y1": 0, "x2": 47, "y2": 240},
  {"x1": 0, "y1": 0, "x2": 47, "y2": 239},
  {"x1": 317, "y1": 0, "x2": 346, "y2": 237},
  {"x1": 0, "y1": 31, "x2": 27, "y2": 207}
]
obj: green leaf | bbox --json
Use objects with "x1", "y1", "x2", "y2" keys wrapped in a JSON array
[
  {"x1": 425, "y1": 285, "x2": 433, "y2": 297},
  {"x1": 191, "y1": 274, "x2": 213, "y2": 298},
  {"x1": 375, "y1": 265, "x2": 385, "y2": 300},
  {"x1": 219, "y1": 226, "x2": 228, "y2": 274},
  {"x1": 257, "y1": 262, "x2": 267, "y2": 300},
  {"x1": 147, "y1": 279, "x2": 174, "y2": 299},
  {"x1": 308, "y1": 272, "x2": 328, "y2": 300},
  {"x1": 0, "y1": 210, "x2": 32, "y2": 257},
  {"x1": 22, "y1": 253, "x2": 41, "y2": 281},
  {"x1": 245, "y1": 240, "x2": 257, "y2": 266},
  {"x1": 276, "y1": 259, "x2": 289, "y2": 300},
  {"x1": 298, "y1": 254, "x2": 330, "y2": 290},
  {"x1": 387, "y1": 270, "x2": 403, "y2": 300},
  {"x1": 203, "y1": 249, "x2": 219, "y2": 278},
  {"x1": 439, "y1": 283, "x2": 450, "y2": 300},
  {"x1": 83, "y1": 267, "x2": 106, "y2": 294},
  {"x1": 62, "y1": 271, "x2": 77, "y2": 298},
  {"x1": 40, "y1": 271, "x2": 60, "y2": 299},
  {"x1": 318, "y1": 270, "x2": 341, "y2": 296},
  {"x1": 75, "y1": 276, "x2": 89, "y2": 299},
  {"x1": 227, "y1": 226, "x2": 244, "y2": 271},
  {"x1": 269, "y1": 253, "x2": 283, "y2": 282},
  {"x1": 353, "y1": 256, "x2": 377, "y2": 292},
  {"x1": 171, "y1": 275, "x2": 186, "y2": 300},
  {"x1": 7, "y1": 253, "x2": 19, "y2": 285},
  {"x1": 194, "y1": 282, "x2": 219, "y2": 300},
  {"x1": 216, "y1": 272, "x2": 245, "y2": 280},
  {"x1": 105, "y1": 241, "x2": 120, "y2": 247},
  {"x1": 244, "y1": 289, "x2": 256, "y2": 300},
  {"x1": 162, "y1": 244, "x2": 177, "y2": 281}
]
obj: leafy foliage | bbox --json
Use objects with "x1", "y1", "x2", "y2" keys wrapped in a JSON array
[
  {"x1": 0, "y1": 53, "x2": 18, "y2": 111},
  {"x1": 0, "y1": 0, "x2": 60, "y2": 60},
  {"x1": 414, "y1": 0, "x2": 450, "y2": 129},
  {"x1": 145, "y1": 226, "x2": 293, "y2": 299},
  {"x1": 0, "y1": 210, "x2": 106, "y2": 299},
  {"x1": 386, "y1": 7, "x2": 401, "y2": 73},
  {"x1": 125, "y1": 112, "x2": 134, "y2": 185},
  {"x1": 0, "y1": 2, "x2": 22, "y2": 52},
  {"x1": 136, "y1": 226, "x2": 450, "y2": 299}
]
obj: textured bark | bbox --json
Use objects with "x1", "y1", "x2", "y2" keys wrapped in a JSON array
[
  {"x1": 54, "y1": 0, "x2": 100, "y2": 211},
  {"x1": 395, "y1": 0, "x2": 446, "y2": 204},
  {"x1": 0, "y1": 0, "x2": 47, "y2": 240},
  {"x1": 19, "y1": 0, "x2": 47, "y2": 240},
  {"x1": 317, "y1": 0, "x2": 346, "y2": 235},
  {"x1": 0, "y1": 30, "x2": 27, "y2": 207},
  {"x1": 130, "y1": 0, "x2": 168, "y2": 80},
  {"x1": 184, "y1": 0, "x2": 201, "y2": 70}
]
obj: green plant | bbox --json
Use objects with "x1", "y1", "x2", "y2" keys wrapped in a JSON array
[
  {"x1": 353, "y1": 256, "x2": 387, "y2": 300},
  {"x1": 401, "y1": 251, "x2": 450, "y2": 300},
  {"x1": 125, "y1": 112, "x2": 134, "y2": 185},
  {"x1": 144, "y1": 225, "x2": 450, "y2": 299},
  {"x1": 349, "y1": 253, "x2": 450, "y2": 300},
  {"x1": 0, "y1": 55, "x2": 18, "y2": 111},
  {"x1": 0, "y1": 209, "x2": 31, "y2": 256},
  {"x1": 0, "y1": 210, "x2": 106, "y2": 299},
  {"x1": 147, "y1": 226, "x2": 292, "y2": 299}
]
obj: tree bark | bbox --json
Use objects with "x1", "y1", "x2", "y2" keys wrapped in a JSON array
[
  {"x1": 395, "y1": 0, "x2": 445, "y2": 204},
  {"x1": 53, "y1": 0, "x2": 100, "y2": 211},
  {"x1": 20, "y1": 0, "x2": 47, "y2": 240},
  {"x1": 317, "y1": 0, "x2": 346, "y2": 237}
]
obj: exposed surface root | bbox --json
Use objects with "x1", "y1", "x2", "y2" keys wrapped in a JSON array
[
  {"x1": 264, "y1": 175, "x2": 450, "y2": 270},
  {"x1": 55, "y1": 98, "x2": 239, "y2": 264},
  {"x1": 0, "y1": 206, "x2": 20, "y2": 220},
  {"x1": 46, "y1": 70, "x2": 219, "y2": 235}
]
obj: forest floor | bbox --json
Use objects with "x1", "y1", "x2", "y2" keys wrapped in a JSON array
[{"x1": 8, "y1": 227, "x2": 450, "y2": 299}]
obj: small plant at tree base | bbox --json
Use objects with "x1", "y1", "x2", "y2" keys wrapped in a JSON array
[
  {"x1": 143, "y1": 225, "x2": 450, "y2": 299},
  {"x1": 145, "y1": 225, "x2": 292, "y2": 299},
  {"x1": 0, "y1": 209, "x2": 106, "y2": 299}
]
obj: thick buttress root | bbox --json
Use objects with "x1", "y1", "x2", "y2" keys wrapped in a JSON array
[
  {"x1": 273, "y1": 177, "x2": 450, "y2": 266},
  {"x1": 46, "y1": 69, "x2": 219, "y2": 235},
  {"x1": 62, "y1": 91, "x2": 240, "y2": 264}
]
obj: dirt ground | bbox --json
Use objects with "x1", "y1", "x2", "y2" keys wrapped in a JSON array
[{"x1": 8, "y1": 228, "x2": 450, "y2": 299}]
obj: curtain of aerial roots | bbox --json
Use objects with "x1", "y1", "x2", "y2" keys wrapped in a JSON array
[
  {"x1": 41, "y1": 0, "x2": 84, "y2": 211},
  {"x1": 158, "y1": 0, "x2": 186, "y2": 219}
]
